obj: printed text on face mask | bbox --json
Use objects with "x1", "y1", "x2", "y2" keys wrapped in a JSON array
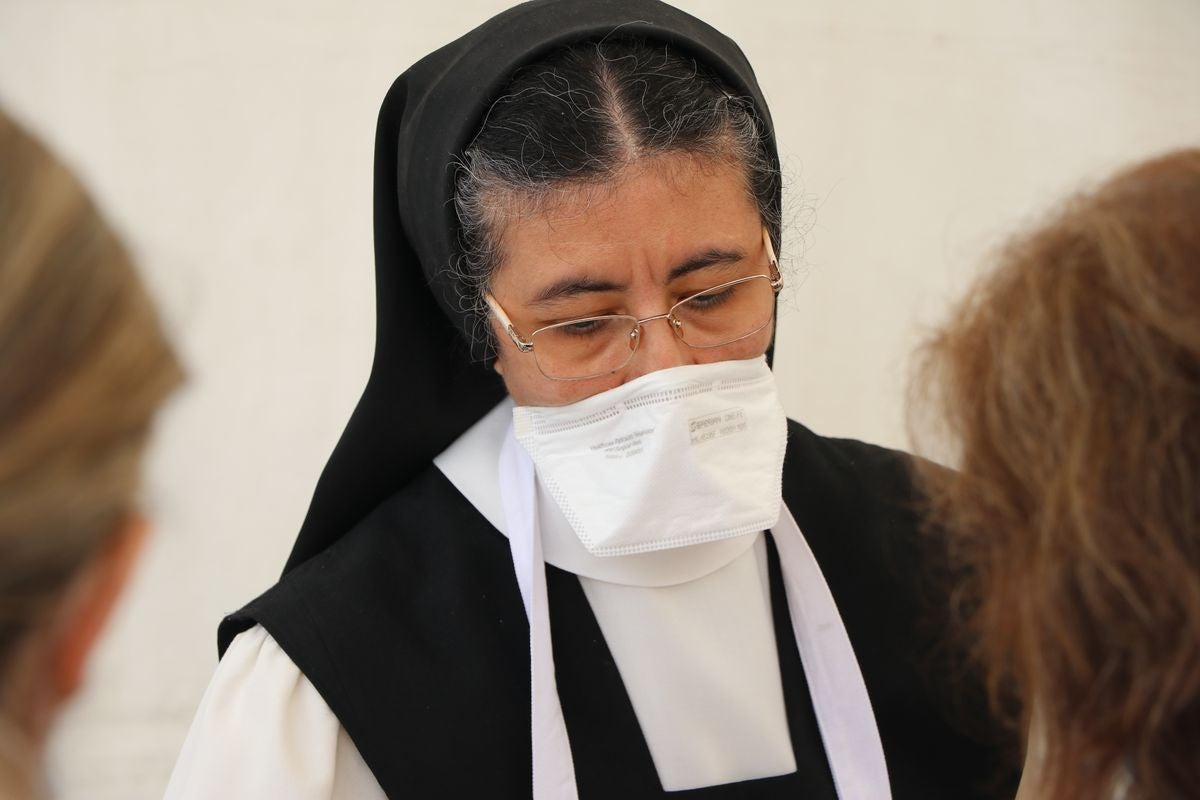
[
  {"x1": 688, "y1": 408, "x2": 747, "y2": 445},
  {"x1": 590, "y1": 428, "x2": 654, "y2": 459}
]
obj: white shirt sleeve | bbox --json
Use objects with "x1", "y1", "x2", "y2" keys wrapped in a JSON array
[{"x1": 163, "y1": 624, "x2": 387, "y2": 800}]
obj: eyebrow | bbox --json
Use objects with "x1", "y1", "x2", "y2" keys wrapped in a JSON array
[
  {"x1": 528, "y1": 247, "x2": 747, "y2": 307},
  {"x1": 666, "y1": 247, "x2": 746, "y2": 282},
  {"x1": 530, "y1": 276, "x2": 624, "y2": 306}
]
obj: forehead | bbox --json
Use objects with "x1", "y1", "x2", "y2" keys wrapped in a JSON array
[{"x1": 491, "y1": 154, "x2": 762, "y2": 291}]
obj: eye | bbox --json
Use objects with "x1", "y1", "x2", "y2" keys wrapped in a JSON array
[
  {"x1": 559, "y1": 319, "x2": 606, "y2": 337},
  {"x1": 548, "y1": 316, "x2": 633, "y2": 339},
  {"x1": 683, "y1": 284, "x2": 738, "y2": 311}
]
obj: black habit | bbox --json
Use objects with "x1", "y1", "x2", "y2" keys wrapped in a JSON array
[{"x1": 221, "y1": 420, "x2": 1016, "y2": 798}]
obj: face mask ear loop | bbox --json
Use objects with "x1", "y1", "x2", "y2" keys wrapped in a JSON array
[{"x1": 499, "y1": 428, "x2": 581, "y2": 799}]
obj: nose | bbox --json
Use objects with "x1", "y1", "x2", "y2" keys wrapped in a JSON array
[{"x1": 623, "y1": 314, "x2": 695, "y2": 382}]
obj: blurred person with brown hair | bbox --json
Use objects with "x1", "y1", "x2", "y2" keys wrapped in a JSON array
[
  {"x1": 913, "y1": 149, "x2": 1200, "y2": 799},
  {"x1": 0, "y1": 107, "x2": 183, "y2": 798}
]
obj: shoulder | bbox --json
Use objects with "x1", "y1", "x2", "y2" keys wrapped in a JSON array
[
  {"x1": 783, "y1": 418, "x2": 917, "y2": 506},
  {"x1": 780, "y1": 424, "x2": 1017, "y2": 793},
  {"x1": 214, "y1": 465, "x2": 531, "y2": 796},
  {"x1": 214, "y1": 462, "x2": 530, "y2": 736},
  {"x1": 780, "y1": 419, "x2": 942, "y2": 669},
  {"x1": 166, "y1": 626, "x2": 385, "y2": 799},
  {"x1": 781, "y1": 419, "x2": 923, "y2": 565},
  {"x1": 219, "y1": 463, "x2": 514, "y2": 655}
]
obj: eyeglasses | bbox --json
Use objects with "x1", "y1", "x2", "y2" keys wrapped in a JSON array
[{"x1": 485, "y1": 228, "x2": 782, "y2": 381}]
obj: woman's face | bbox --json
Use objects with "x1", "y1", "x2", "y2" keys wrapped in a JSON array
[{"x1": 488, "y1": 153, "x2": 775, "y2": 407}]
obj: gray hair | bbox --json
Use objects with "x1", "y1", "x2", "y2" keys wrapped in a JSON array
[{"x1": 452, "y1": 38, "x2": 780, "y2": 353}]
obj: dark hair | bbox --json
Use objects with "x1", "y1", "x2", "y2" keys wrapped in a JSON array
[
  {"x1": 453, "y1": 37, "x2": 779, "y2": 348},
  {"x1": 912, "y1": 149, "x2": 1200, "y2": 800}
]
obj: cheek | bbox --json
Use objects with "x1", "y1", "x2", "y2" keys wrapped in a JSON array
[
  {"x1": 493, "y1": 320, "x2": 775, "y2": 406},
  {"x1": 692, "y1": 326, "x2": 774, "y2": 365},
  {"x1": 494, "y1": 341, "x2": 622, "y2": 406}
]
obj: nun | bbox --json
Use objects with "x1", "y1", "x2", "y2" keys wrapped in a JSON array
[{"x1": 167, "y1": 1, "x2": 1014, "y2": 797}]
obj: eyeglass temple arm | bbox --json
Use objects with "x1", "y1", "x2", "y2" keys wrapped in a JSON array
[
  {"x1": 763, "y1": 226, "x2": 783, "y2": 291},
  {"x1": 484, "y1": 293, "x2": 534, "y2": 352}
]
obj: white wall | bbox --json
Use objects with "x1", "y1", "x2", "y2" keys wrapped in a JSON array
[{"x1": 0, "y1": 1, "x2": 1196, "y2": 796}]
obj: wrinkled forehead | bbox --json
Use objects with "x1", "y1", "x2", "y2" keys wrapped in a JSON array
[{"x1": 487, "y1": 153, "x2": 764, "y2": 285}]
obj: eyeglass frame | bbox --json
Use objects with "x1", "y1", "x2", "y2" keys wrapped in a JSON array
[{"x1": 484, "y1": 227, "x2": 782, "y2": 381}]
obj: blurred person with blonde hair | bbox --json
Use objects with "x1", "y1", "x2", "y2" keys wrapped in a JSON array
[
  {"x1": 913, "y1": 149, "x2": 1200, "y2": 799},
  {"x1": 0, "y1": 107, "x2": 182, "y2": 797}
]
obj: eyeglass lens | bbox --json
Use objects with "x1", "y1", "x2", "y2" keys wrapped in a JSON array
[{"x1": 531, "y1": 274, "x2": 777, "y2": 379}]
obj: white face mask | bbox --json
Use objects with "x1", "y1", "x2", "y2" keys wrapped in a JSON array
[{"x1": 512, "y1": 356, "x2": 787, "y2": 557}]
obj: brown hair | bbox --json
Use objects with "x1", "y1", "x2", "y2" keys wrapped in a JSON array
[
  {"x1": 912, "y1": 149, "x2": 1200, "y2": 799},
  {"x1": 0, "y1": 108, "x2": 183, "y2": 677}
]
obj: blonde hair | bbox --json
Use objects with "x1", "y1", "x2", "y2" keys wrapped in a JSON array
[
  {"x1": 913, "y1": 150, "x2": 1200, "y2": 799},
  {"x1": 0, "y1": 108, "x2": 183, "y2": 677}
]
